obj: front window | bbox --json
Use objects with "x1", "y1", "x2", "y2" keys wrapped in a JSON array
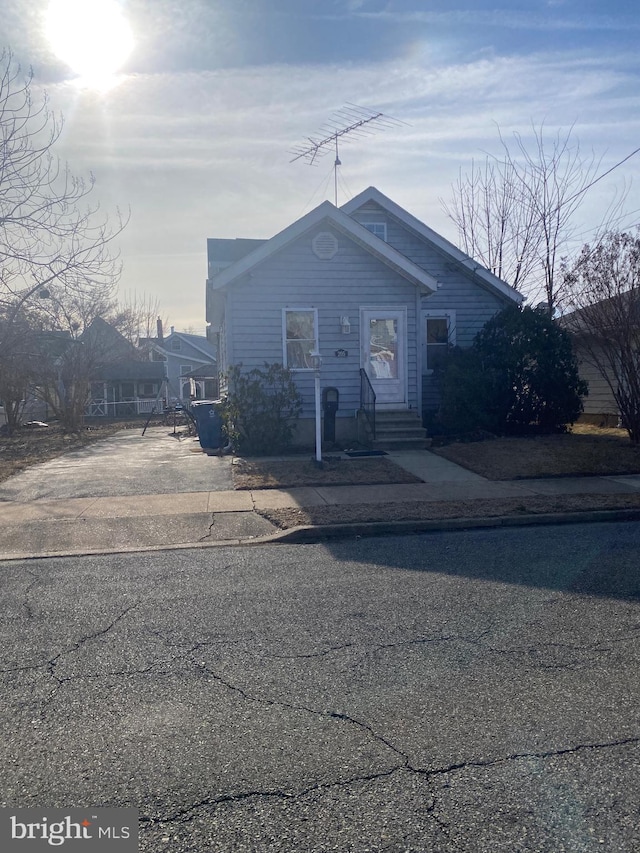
[
  {"x1": 425, "y1": 312, "x2": 455, "y2": 372},
  {"x1": 139, "y1": 383, "x2": 158, "y2": 397},
  {"x1": 283, "y1": 308, "x2": 318, "y2": 369}
]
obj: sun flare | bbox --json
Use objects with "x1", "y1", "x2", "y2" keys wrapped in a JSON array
[{"x1": 45, "y1": 0, "x2": 134, "y2": 88}]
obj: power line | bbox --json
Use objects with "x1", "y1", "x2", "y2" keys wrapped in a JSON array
[{"x1": 560, "y1": 144, "x2": 640, "y2": 209}]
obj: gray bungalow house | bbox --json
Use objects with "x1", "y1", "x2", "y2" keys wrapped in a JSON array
[
  {"x1": 143, "y1": 328, "x2": 218, "y2": 403},
  {"x1": 206, "y1": 187, "x2": 522, "y2": 447}
]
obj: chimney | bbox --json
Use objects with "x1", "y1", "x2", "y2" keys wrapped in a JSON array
[{"x1": 156, "y1": 317, "x2": 164, "y2": 343}]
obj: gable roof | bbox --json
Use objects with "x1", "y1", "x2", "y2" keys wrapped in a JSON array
[
  {"x1": 164, "y1": 331, "x2": 217, "y2": 361},
  {"x1": 207, "y1": 200, "x2": 438, "y2": 295},
  {"x1": 207, "y1": 238, "x2": 266, "y2": 265},
  {"x1": 341, "y1": 187, "x2": 523, "y2": 304},
  {"x1": 143, "y1": 332, "x2": 217, "y2": 364}
]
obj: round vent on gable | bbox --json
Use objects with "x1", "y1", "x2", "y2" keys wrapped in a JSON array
[{"x1": 312, "y1": 231, "x2": 339, "y2": 260}]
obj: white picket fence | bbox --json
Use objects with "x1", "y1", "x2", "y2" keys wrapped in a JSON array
[{"x1": 85, "y1": 399, "x2": 158, "y2": 418}]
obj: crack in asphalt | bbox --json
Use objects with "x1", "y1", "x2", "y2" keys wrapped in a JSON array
[
  {"x1": 137, "y1": 722, "x2": 640, "y2": 833},
  {"x1": 417, "y1": 735, "x2": 640, "y2": 779},
  {"x1": 137, "y1": 766, "x2": 431, "y2": 829},
  {"x1": 463, "y1": 628, "x2": 640, "y2": 672},
  {"x1": 190, "y1": 659, "x2": 408, "y2": 766},
  {"x1": 20, "y1": 568, "x2": 40, "y2": 620},
  {"x1": 285, "y1": 623, "x2": 640, "y2": 673},
  {"x1": 260, "y1": 627, "x2": 495, "y2": 663},
  {"x1": 42, "y1": 602, "x2": 141, "y2": 703},
  {"x1": 264, "y1": 642, "x2": 356, "y2": 659}
]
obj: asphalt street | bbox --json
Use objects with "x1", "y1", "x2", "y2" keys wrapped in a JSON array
[{"x1": 2, "y1": 522, "x2": 639, "y2": 852}]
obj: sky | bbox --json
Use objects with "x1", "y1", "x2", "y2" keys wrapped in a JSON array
[{"x1": 2, "y1": 0, "x2": 640, "y2": 332}]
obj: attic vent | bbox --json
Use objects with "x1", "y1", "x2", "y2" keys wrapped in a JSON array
[{"x1": 312, "y1": 231, "x2": 338, "y2": 260}]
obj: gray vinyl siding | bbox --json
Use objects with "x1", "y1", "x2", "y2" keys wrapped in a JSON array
[
  {"x1": 225, "y1": 225, "x2": 419, "y2": 418},
  {"x1": 351, "y1": 201, "x2": 514, "y2": 413}
]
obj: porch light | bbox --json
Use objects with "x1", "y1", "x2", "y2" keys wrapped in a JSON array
[{"x1": 340, "y1": 315, "x2": 351, "y2": 334}]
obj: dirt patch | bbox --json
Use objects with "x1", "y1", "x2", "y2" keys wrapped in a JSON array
[
  {"x1": 0, "y1": 419, "x2": 163, "y2": 484},
  {"x1": 258, "y1": 492, "x2": 640, "y2": 529},
  {"x1": 433, "y1": 427, "x2": 640, "y2": 480},
  {"x1": 232, "y1": 456, "x2": 422, "y2": 490}
]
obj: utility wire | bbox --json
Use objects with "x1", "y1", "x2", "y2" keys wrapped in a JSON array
[{"x1": 558, "y1": 144, "x2": 640, "y2": 210}]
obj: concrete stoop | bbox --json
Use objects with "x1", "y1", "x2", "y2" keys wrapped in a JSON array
[{"x1": 372, "y1": 410, "x2": 429, "y2": 451}]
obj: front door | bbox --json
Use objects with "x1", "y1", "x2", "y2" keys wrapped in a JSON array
[{"x1": 361, "y1": 308, "x2": 407, "y2": 406}]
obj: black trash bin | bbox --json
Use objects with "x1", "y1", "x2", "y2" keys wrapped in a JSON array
[{"x1": 190, "y1": 400, "x2": 224, "y2": 451}]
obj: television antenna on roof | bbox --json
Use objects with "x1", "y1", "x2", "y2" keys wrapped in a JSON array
[{"x1": 290, "y1": 103, "x2": 405, "y2": 205}]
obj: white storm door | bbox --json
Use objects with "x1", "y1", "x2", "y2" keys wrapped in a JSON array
[{"x1": 361, "y1": 308, "x2": 407, "y2": 406}]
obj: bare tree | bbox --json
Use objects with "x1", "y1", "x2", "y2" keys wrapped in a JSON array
[
  {"x1": 0, "y1": 48, "x2": 127, "y2": 322},
  {"x1": 442, "y1": 124, "x2": 601, "y2": 312},
  {"x1": 563, "y1": 229, "x2": 640, "y2": 443},
  {"x1": 111, "y1": 291, "x2": 169, "y2": 347},
  {"x1": 0, "y1": 304, "x2": 40, "y2": 433}
]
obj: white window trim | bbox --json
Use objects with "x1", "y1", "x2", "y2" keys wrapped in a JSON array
[
  {"x1": 423, "y1": 310, "x2": 456, "y2": 374},
  {"x1": 361, "y1": 221, "x2": 387, "y2": 241},
  {"x1": 282, "y1": 307, "x2": 319, "y2": 371}
]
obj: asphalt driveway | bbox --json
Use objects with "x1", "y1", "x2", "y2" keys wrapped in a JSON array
[{"x1": 0, "y1": 427, "x2": 234, "y2": 501}]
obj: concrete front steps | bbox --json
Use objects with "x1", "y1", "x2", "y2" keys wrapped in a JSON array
[{"x1": 372, "y1": 410, "x2": 429, "y2": 451}]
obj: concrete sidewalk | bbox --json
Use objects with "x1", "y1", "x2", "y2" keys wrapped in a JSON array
[{"x1": 1, "y1": 447, "x2": 640, "y2": 560}]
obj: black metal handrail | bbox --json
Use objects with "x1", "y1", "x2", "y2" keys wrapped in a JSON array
[{"x1": 359, "y1": 368, "x2": 376, "y2": 441}]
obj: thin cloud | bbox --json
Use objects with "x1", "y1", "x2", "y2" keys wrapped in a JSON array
[{"x1": 335, "y1": 8, "x2": 640, "y2": 32}]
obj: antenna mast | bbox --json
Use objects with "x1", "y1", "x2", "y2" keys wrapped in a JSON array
[{"x1": 290, "y1": 104, "x2": 403, "y2": 205}]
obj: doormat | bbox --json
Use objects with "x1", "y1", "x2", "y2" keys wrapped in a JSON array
[{"x1": 345, "y1": 450, "x2": 388, "y2": 457}]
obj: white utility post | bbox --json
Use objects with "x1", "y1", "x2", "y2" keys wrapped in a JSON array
[{"x1": 310, "y1": 351, "x2": 322, "y2": 467}]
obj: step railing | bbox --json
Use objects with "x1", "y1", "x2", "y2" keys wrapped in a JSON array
[{"x1": 359, "y1": 368, "x2": 376, "y2": 441}]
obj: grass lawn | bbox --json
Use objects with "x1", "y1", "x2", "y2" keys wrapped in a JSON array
[
  {"x1": 232, "y1": 456, "x2": 422, "y2": 489},
  {"x1": 238, "y1": 424, "x2": 640, "y2": 529},
  {"x1": 432, "y1": 424, "x2": 640, "y2": 480}
]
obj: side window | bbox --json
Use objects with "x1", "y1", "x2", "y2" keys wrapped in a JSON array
[
  {"x1": 425, "y1": 312, "x2": 455, "y2": 372},
  {"x1": 283, "y1": 309, "x2": 318, "y2": 370}
]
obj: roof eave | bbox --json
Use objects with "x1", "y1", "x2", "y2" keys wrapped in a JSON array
[{"x1": 342, "y1": 187, "x2": 523, "y2": 304}]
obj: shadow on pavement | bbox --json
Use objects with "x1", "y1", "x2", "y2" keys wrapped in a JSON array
[{"x1": 319, "y1": 521, "x2": 640, "y2": 602}]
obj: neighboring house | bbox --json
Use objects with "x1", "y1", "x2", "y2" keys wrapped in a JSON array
[
  {"x1": 571, "y1": 342, "x2": 619, "y2": 425},
  {"x1": 563, "y1": 294, "x2": 640, "y2": 427},
  {"x1": 142, "y1": 327, "x2": 218, "y2": 402},
  {"x1": 81, "y1": 318, "x2": 166, "y2": 417},
  {"x1": 206, "y1": 187, "x2": 522, "y2": 447}
]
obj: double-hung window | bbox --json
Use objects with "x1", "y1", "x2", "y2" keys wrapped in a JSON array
[
  {"x1": 424, "y1": 310, "x2": 456, "y2": 372},
  {"x1": 283, "y1": 308, "x2": 318, "y2": 370}
]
